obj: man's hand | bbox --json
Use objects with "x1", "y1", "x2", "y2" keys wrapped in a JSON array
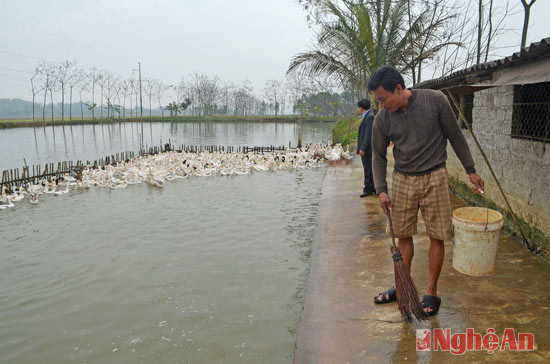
[
  {"x1": 469, "y1": 172, "x2": 485, "y2": 194},
  {"x1": 359, "y1": 150, "x2": 365, "y2": 157},
  {"x1": 378, "y1": 192, "x2": 392, "y2": 215}
]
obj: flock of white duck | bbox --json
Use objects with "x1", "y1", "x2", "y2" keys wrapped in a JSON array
[{"x1": 0, "y1": 143, "x2": 352, "y2": 209}]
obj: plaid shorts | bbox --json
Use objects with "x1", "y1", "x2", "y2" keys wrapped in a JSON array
[{"x1": 389, "y1": 166, "x2": 453, "y2": 241}]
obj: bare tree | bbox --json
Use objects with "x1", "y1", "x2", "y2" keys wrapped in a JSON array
[
  {"x1": 48, "y1": 73, "x2": 58, "y2": 122},
  {"x1": 402, "y1": 0, "x2": 508, "y2": 83},
  {"x1": 143, "y1": 79, "x2": 155, "y2": 116},
  {"x1": 133, "y1": 78, "x2": 139, "y2": 117},
  {"x1": 285, "y1": 73, "x2": 306, "y2": 116},
  {"x1": 129, "y1": 79, "x2": 136, "y2": 117},
  {"x1": 425, "y1": 0, "x2": 515, "y2": 79},
  {"x1": 203, "y1": 75, "x2": 220, "y2": 115},
  {"x1": 429, "y1": 1, "x2": 475, "y2": 77},
  {"x1": 30, "y1": 67, "x2": 44, "y2": 122},
  {"x1": 56, "y1": 60, "x2": 76, "y2": 120},
  {"x1": 476, "y1": 0, "x2": 513, "y2": 64},
  {"x1": 176, "y1": 77, "x2": 188, "y2": 115},
  {"x1": 37, "y1": 61, "x2": 54, "y2": 122},
  {"x1": 520, "y1": 0, "x2": 537, "y2": 50},
  {"x1": 78, "y1": 80, "x2": 89, "y2": 120},
  {"x1": 185, "y1": 72, "x2": 221, "y2": 116},
  {"x1": 97, "y1": 70, "x2": 108, "y2": 119},
  {"x1": 89, "y1": 68, "x2": 103, "y2": 119},
  {"x1": 233, "y1": 80, "x2": 253, "y2": 116},
  {"x1": 120, "y1": 79, "x2": 131, "y2": 118},
  {"x1": 189, "y1": 72, "x2": 208, "y2": 116},
  {"x1": 285, "y1": 73, "x2": 319, "y2": 113},
  {"x1": 103, "y1": 73, "x2": 118, "y2": 118},
  {"x1": 264, "y1": 80, "x2": 283, "y2": 115},
  {"x1": 113, "y1": 83, "x2": 122, "y2": 119},
  {"x1": 484, "y1": 0, "x2": 493, "y2": 62},
  {"x1": 24, "y1": 57, "x2": 364, "y2": 120},
  {"x1": 220, "y1": 81, "x2": 234, "y2": 115},
  {"x1": 155, "y1": 81, "x2": 167, "y2": 117},
  {"x1": 477, "y1": 0, "x2": 483, "y2": 64},
  {"x1": 279, "y1": 84, "x2": 289, "y2": 115},
  {"x1": 68, "y1": 69, "x2": 86, "y2": 120},
  {"x1": 405, "y1": 0, "x2": 463, "y2": 85}
]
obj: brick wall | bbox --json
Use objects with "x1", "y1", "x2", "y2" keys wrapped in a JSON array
[{"x1": 446, "y1": 85, "x2": 550, "y2": 237}]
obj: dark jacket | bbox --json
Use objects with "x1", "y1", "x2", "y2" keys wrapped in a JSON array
[{"x1": 357, "y1": 109, "x2": 374, "y2": 154}]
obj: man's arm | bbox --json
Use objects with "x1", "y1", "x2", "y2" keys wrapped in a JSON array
[
  {"x1": 371, "y1": 114, "x2": 390, "y2": 194},
  {"x1": 438, "y1": 92, "x2": 484, "y2": 192},
  {"x1": 438, "y1": 93, "x2": 476, "y2": 174}
]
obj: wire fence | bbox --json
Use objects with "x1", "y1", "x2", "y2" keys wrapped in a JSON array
[{"x1": 511, "y1": 82, "x2": 550, "y2": 143}]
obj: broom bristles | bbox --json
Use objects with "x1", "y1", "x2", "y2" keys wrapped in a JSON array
[{"x1": 391, "y1": 246, "x2": 428, "y2": 323}]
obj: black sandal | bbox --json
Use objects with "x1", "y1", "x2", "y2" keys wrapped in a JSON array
[
  {"x1": 421, "y1": 295, "x2": 441, "y2": 316},
  {"x1": 374, "y1": 287, "x2": 397, "y2": 304}
]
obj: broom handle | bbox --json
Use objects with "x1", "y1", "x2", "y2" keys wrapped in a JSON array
[{"x1": 387, "y1": 209, "x2": 397, "y2": 248}]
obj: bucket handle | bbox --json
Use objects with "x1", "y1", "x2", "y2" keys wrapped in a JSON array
[{"x1": 480, "y1": 190, "x2": 489, "y2": 231}]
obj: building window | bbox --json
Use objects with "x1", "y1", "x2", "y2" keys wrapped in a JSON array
[
  {"x1": 448, "y1": 93, "x2": 473, "y2": 129},
  {"x1": 512, "y1": 82, "x2": 550, "y2": 143}
]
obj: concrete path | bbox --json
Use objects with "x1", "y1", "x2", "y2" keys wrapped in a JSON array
[{"x1": 294, "y1": 155, "x2": 550, "y2": 363}]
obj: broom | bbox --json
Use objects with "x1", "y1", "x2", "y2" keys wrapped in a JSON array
[{"x1": 387, "y1": 209, "x2": 427, "y2": 323}]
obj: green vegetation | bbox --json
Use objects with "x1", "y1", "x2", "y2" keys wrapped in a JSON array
[
  {"x1": 331, "y1": 115, "x2": 361, "y2": 146},
  {"x1": 289, "y1": 0, "x2": 438, "y2": 102},
  {"x1": 164, "y1": 99, "x2": 192, "y2": 118},
  {"x1": 448, "y1": 176, "x2": 550, "y2": 263},
  {"x1": 0, "y1": 115, "x2": 340, "y2": 129}
]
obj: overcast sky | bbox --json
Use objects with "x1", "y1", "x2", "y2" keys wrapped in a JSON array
[{"x1": 0, "y1": 0, "x2": 549, "y2": 102}]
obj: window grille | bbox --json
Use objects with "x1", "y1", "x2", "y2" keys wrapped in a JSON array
[{"x1": 512, "y1": 82, "x2": 550, "y2": 143}]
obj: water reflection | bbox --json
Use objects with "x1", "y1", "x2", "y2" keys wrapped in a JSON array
[{"x1": 0, "y1": 121, "x2": 334, "y2": 170}]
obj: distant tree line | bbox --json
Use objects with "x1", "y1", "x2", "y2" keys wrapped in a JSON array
[
  {"x1": 0, "y1": 88, "x2": 356, "y2": 119},
  {"x1": 0, "y1": 98, "x2": 162, "y2": 119},
  {"x1": 16, "y1": 60, "x2": 355, "y2": 121}
]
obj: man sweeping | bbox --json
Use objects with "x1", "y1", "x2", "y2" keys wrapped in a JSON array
[{"x1": 368, "y1": 66, "x2": 484, "y2": 316}]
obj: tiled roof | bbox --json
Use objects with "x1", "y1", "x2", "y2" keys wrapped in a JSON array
[{"x1": 415, "y1": 37, "x2": 550, "y2": 89}]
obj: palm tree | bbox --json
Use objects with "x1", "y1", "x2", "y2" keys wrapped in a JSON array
[
  {"x1": 288, "y1": 0, "x2": 423, "y2": 102},
  {"x1": 289, "y1": 0, "x2": 425, "y2": 145}
]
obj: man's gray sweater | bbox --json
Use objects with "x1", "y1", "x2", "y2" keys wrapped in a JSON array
[{"x1": 371, "y1": 89, "x2": 476, "y2": 194}]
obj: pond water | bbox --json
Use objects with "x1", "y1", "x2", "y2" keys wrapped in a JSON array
[
  {"x1": 0, "y1": 121, "x2": 333, "y2": 364},
  {"x1": 0, "y1": 121, "x2": 333, "y2": 171}
]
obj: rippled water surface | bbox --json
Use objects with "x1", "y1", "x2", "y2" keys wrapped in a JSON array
[
  {"x1": 0, "y1": 121, "x2": 333, "y2": 170},
  {"x1": 0, "y1": 122, "x2": 332, "y2": 364}
]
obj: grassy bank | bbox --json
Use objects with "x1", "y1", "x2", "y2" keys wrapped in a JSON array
[
  {"x1": 331, "y1": 115, "x2": 361, "y2": 146},
  {"x1": 448, "y1": 175, "x2": 549, "y2": 263},
  {"x1": 0, "y1": 115, "x2": 341, "y2": 129}
]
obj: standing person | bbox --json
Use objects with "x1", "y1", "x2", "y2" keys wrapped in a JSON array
[
  {"x1": 368, "y1": 66, "x2": 484, "y2": 316},
  {"x1": 357, "y1": 99, "x2": 375, "y2": 197}
]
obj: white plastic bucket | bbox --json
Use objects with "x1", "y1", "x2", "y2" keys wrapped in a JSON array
[{"x1": 452, "y1": 207, "x2": 504, "y2": 276}]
